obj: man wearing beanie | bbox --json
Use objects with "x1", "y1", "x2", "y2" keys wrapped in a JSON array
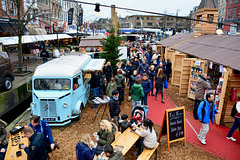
[{"x1": 115, "y1": 69, "x2": 125, "y2": 105}]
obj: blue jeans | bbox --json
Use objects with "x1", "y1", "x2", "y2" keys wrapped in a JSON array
[
  {"x1": 92, "y1": 87, "x2": 100, "y2": 107},
  {"x1": 142, "y1": 93, "x2": 148, "y2": 105},
  {"x1": 132, "y1": 100, "x2": 141, "y2": 110},
  {"x1": 227, "y1": 117, "x2": 240, "y2": 137}
]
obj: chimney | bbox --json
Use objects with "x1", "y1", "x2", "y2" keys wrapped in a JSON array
[{"x1": 194, "y1": 0, "x2": 218, "y2": 37}]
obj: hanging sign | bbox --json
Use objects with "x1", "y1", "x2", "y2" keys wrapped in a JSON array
[
  {"x1": 79, "y1": 12, "x2": 83, "y2": 26},
  {"x1": 68, "y1": 8, "x2": 74, "y2": 25},
  {"x1": 209, "y1": 61, "x2": 213, "y2": 69},
  {"x1": 195, "y1": 61, "x2": 201, "y2": 66}
]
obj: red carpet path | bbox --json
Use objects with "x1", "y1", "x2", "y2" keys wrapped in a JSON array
[{"x1": 147, "y1": 91, "x2": 240, "y2": 160}]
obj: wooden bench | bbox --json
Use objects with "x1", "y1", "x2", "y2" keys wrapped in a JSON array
[{"x1": 137, "y1": 142, "x2": 159, "y2": 160}]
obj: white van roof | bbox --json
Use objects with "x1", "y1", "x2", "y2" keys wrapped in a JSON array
[{"x1": 33, "y1": 54, "x2": 91, "y2": 77}]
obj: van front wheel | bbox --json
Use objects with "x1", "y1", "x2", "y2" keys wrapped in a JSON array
[
  {"x1": 4, "y1": 77, "x2": 12, "y2": 90},
  {"x1": 77, "y1": 104, "x2": 84, "y2": 120}
]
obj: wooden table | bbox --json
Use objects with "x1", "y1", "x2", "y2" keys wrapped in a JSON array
[
  {"x1": 4, "y1": 131, "x2": 29, "y2": 160},
  {"x1": 111, "y1": 127, "x2": 140, "y2": 155}
]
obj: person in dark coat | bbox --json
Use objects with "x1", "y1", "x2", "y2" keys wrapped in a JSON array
[
  {"x1": 0, "y1": 120, "x2": 7, "y2": 160},
  {"x1": 119, "y1": 114, "x2": 131, "y2": 133},
  {"x1": 129, "y1": 61, "x2": 136, "y2": 76},
  {"x1": 94, "y1": 48, "x2": 100, "y2": 59},
  {"x1": 76, "y1": 134, "x2": 97, "y2": 160},
  {"x1": 138, "y1": 59, "x2": 149, "y2": 76},
  {"x1": 141, "y1": 73, "x2": 152, "y2": 105},
  {"x1": 115, "y1": 70, "x2": 125, "y2": 105},
  {"x1": 104, "y1": 62, "x2": 113, "y2": 85},
  {"x1": 99, "y1": 144, "x2": 125, "y2": 160},
  {"x1": 21, "y1": 127, "x2": 48, "y2": 160},
  {"x1": 90, "y1": 71, "x2": 101, "y2": 108},
  {"x1": 109, "y1": 90, "x2": 121, "y2": 126},
  {"x1": 40, "y1": 48, "x2": 49, "y2": 63},
  {"x1": 165, "y1": 59, "x2": 172, "y2": 82},
  {"x1": 134, "y1": 58, "x2": 140, "y2": 69},
  {"x1": 155, "y1": 68, "x2": 166, "y2": 103},
  {"x1": 149, "y1": 65, "x2": 156, "y2": 96}
]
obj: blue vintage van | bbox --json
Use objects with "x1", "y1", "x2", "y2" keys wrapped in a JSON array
[{"x1": 29, "y1": 54, "x2": 105, "y2": 126}]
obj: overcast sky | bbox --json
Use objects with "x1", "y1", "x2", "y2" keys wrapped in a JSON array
[{"x1": 78, "y1": 0, "x2": 201, "y2": 22}]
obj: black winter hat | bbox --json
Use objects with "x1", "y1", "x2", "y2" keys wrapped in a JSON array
[{"x1": 112, "y1": 89, "x2": 119, "y2": 96}]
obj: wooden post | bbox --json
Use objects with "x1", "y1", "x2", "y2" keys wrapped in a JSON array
[
  {"x1": 215, "y1": 68, "x2": 229, "y2": 125},
  {"x1": 111, "y1": 5, "x2": 117, "y2": 36}
]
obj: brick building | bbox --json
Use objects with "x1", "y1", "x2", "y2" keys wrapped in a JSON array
[{"x1": 224, "y1": 0, "x2": 240, "y2": 33}]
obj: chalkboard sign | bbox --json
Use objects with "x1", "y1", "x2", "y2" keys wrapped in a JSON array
[{"x1": 158, "y1": 106, "x2": 186, "y2": 151}]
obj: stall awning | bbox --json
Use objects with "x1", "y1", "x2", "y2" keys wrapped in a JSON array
[
  {"x1": 172, "y1": 34, "x2": 240, "y2": 71},
  {"x1": 82, "y1": 59, "x2": 105, "y2": 71},
  {"x1": 0, "y1": 22, "x2": 28, "y2": 34}
]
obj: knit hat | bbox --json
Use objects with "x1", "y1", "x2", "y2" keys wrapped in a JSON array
[
  {"x1": 112, "y1": 89, "x2": 119, "y2": 96},
  {"x1": 117, "y1": 70, "x2": 122, "y2": 74},
  {"x1": 135, "y1": 110, "x2": 143, "y2": 117}
]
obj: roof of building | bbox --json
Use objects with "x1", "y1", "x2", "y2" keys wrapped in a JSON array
[
  {"x1": 172, "y1": 34, "x2": 240, "y2": 71},
  {"x1": 157, "y1": 33, "x2": 194, "y2": 47},
  {"x1": 198, "y1": 0, "x2": 217, "y2": 9},
  {"x1": 33, "y1": 55, "x2": 91, "y2": 77}
]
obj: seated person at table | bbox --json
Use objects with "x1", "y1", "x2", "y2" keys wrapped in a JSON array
[
  {"x1": 0, "y1": 119, "x2": 7, "y2": 160},
  {"x1": 20, "y1": 127, "x2": 48, "y2": 160},
  {"x1": 131, "y1": 110, "x2": 144, "y2": 127},
  {"x1": 119, "y1": 114, "x2": 131, "y2": 133},
  {"x1": 76, "y1": 134, "x2": 97, "y2": 160},
  {"x1": 97, "y1": 144, "x2": 125, "y2": 160},
  {"x1": 132, "y1": 118, "x2": 157, "y2": 156},
  {"x1": 109, "y1": 90, "x2": 121, "y2": 127},
  {"x1": 93, "y1": 120, "x2": 115, "y2": 155},
  {"x1": 29, "y1": 115, "x2": 59, "y2": 153}
]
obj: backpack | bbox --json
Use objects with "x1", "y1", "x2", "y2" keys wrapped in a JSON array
[
  {"x1": 193, "y1": 101, "x2": 206, "y2": 120},
  {"x1": 230, "y1": 102, "x2": 239, "y2": 117}
]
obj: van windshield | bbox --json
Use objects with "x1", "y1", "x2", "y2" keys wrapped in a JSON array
[{"x1": 34, "y1": 79, "x2": 71, "y2": 90}]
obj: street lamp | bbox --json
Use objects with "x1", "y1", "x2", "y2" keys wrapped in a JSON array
[{"x1": 54, "y1": 24, "x2": 60, "y2": 50}]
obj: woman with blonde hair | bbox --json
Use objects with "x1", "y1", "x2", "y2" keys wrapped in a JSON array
[
  {"x1": 76, "y1": 134, "x2": 97, "y2": 160},
  {"x1": 94, "y1": 120, "x2": 115, "y2": 155},
  {"x1": 106, "y1": 77, "x2": 116, "y2": 97},
  {"x1": 155, "y1": 68, "x2": 166, "y2": 102}
]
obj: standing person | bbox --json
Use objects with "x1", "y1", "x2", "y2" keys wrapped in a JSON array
[
  {"x1": 132, "y1": 119, "x2": 157, "y2": 156},
  {"x1": 141, "y1": 73, "x2": 152, "y2": 105},
  {"x1": 0, "y1": 120, "x2": 7, "y2": 160},
  {"x1": 29, "y1": 115, "x2": 59, "y2": 153},
  {"x1": 197, "y1": 93, "x2": 219, "y2": 145},
  {"x1": 109, "y1": 90, "x2": 121, "y2": 126},
  {"x1": 155, "y1": 68, "x2": 166, "y2": 102},
  {"x1": 125, "y1": 61, "x2": 131, "y2": 83},
  {"x1": 40, "y1": 47, "x2": 49, "y2": 63},
  {"x1": 93, "y1": 120, "x2": 115, "y2": 155},
  {"x1": 149, "y1": 65, "x2": 156, "y2": 96},
  {"x1": 76, "y1": 134, "x2": 97, "y2": 160},
  {"x1": 134, "y1": 58, "x2": 140, "y2": 69},
  {"x1": 226, "y1": 97, "x2": 240, "y2": 142},
  {"x1": 115, "y1": 70, "x2": 125, "y2": 105},
  {"x1": 165, "y1": 59, "x2": 172, "y2": 82},
  {"x1": 94, "y1": 48, "x2": 100, "y2": 59},
  {"x1": 152, "y1": 52, "x2": 158, "y2": 67},
  {"x1": 130, "y1": 78, "x2": 144, "y2": 110},
  {"x1": 138, "y1": 59, "x2": 149, "y2": 76},
  {"x1": 106, "y1": 78, "x2": 117, "y2": 97},
  {"x1": 194, "y1": 73, "x2": 211, "y2": 120},
  {"x1": 90, "y1": 71, "x2": 101, "y2": 108},
  {"x1": 104, "y1": 62, "x2": 113, "y2": 85},
  {"x1": 128, "y1": 70, "x2": 140, "y2": 101},
  {"x1": 99, "y1": 71, "x2": 106, "y2": 97},
  {"x1": 20, "y1": 127, "x2": 48, "y2": 160},
  {"x1": 129, "y1": 61, "x2": 136, "y2": 77}
]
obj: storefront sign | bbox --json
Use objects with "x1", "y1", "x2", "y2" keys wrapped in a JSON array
[
  {"x1": 68, "y1": 8, "x2": 74, "y2": 25},
  {"x1": 79, "y1": 12, "x2": 83, "y2": 26}
]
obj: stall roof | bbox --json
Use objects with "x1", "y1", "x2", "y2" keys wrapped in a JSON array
[
  {"x1": 79, "y1": 39, "x2": 103, "y2": 47},
  {"x1": 157, "y1": 33, "x2": 194, "y2": 47},
  {"x1": 172, "y1": 34, "x2": 240, "y2": 71}
]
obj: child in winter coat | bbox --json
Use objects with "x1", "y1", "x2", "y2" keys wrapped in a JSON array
[
  {"x1": 141, "y1": 73, "x2": 152, "y2": 105},
  {"x1": 119, "y1": 114, "x2": 131, "y2": 133}
]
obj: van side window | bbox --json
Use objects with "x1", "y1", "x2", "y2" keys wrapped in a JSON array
[{"x1": 73, "y1": 76, "x2": 81, "y2": 90}]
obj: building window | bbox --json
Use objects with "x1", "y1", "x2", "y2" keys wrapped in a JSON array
[
  {"x1": 221, "y1": 17, "x2": 223, "y2": 22},
  {"x1": 9, "y1": 0, "x2": 15, "y2": 15},
  {"x1": 208, "y1": 14, "x2": 214, "y2": 22},
  {"x1": 42, "y1": 0, "x2": 44, "y2": 4},
  {"x1": 197, "y1": 15, "x2": 202, "y2": 24},
  {"x1": 159, "y1": 23, "x2": 163, "y2": 26},
  {"x1": 147, "y1": 22, "x2": 153, "y2": 26},
  {"x1": 161, "y1": 17, "x2": 164, "y2": 20},
  {"x1": 234, "y1": 0, "x2": 237, "y2": 3},
  {"x1": 233, "y1": 7, "x2": 237, "y2": 19},
  {"x1": 2, "y1": 0, "x2": 8, "y2": 13},
  {"x1": 38, "y1": 0, "x2": 41, "y2": 3},
  {"x1": 227, "y1": 8, "x2": 231, "y2": 19},
  {"x1": 222, "y1": 7, "x2": 224, "y2": 14},
  {"x1": 147, "y1": 17, "x2": 149, "y2": 20},
  {"x1": 157, "y1": 17, "x2": 160, "y2": 20},
  {"x1": 137, "y1": 17, "x2": 139, "y2": 20},
  {"x1": 46, "y1": 0, "x2": 48, "y2": 5},
  {"x1": 137, "y1": 22, "x2": 141, "y2": 26},
  {"x1": 167, "y1": 17, "x2": 169, "y2": 20},
  {"x1": 170, "y1": 18, "x2": 173, "y2": 20},
  {"x1": 219, "y1": 7, "x2": 221, "y2": 14}
]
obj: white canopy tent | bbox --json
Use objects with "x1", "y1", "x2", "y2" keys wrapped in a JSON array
[{"x1": 0, "y1": 34, "x2": 73, "y2": 45}]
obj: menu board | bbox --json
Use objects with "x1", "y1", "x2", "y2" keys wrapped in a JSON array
[{"x1": 158, "y1": 106, "x2": 186, "y2": 151}]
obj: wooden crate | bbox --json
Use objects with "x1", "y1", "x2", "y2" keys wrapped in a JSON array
[
  {"x1": 187, "y1": 59, "x2": 208, "y2": 100},
  {"x1": 179, "y1": 58, "x2": 197, "y2": 97},
  {"x1": 171, "y1": 53, "x2": 187, "y2": 86}
]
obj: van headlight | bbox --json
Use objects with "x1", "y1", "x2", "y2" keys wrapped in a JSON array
[
  {"x1": 63, "y1": 103, "x2": 68, "y2": 108},
  {"x1": 30, "y1": 102, "x2": 35, "y2": 107}
]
